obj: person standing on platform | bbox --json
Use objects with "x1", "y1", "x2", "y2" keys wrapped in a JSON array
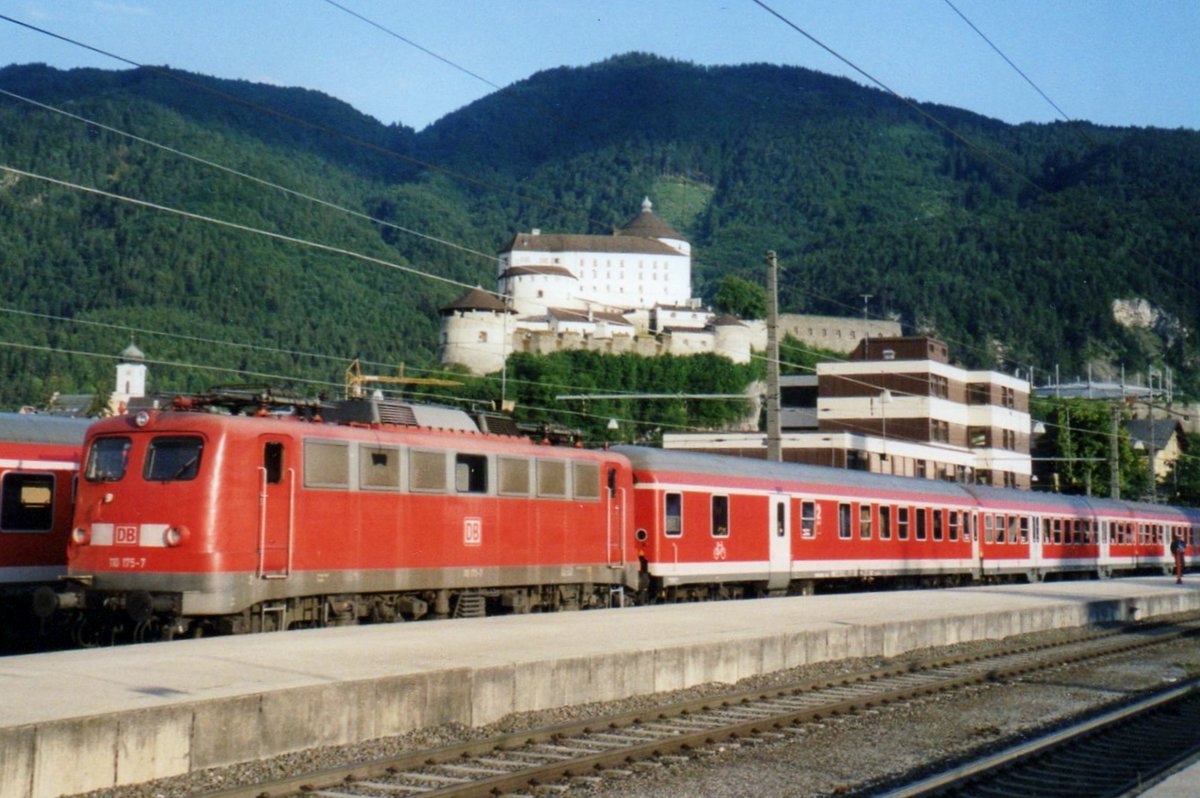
[{"x1": 1170, "y1": 531, "x2": 1186, "y2": 584}]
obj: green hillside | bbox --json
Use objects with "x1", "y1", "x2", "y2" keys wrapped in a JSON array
[{"x1": 0, "y1": 55, "x2": 1198, "y2": 419}]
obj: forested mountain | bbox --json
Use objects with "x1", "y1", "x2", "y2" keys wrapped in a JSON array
[{"x1": 1, "y1": 55, "x2": 1198, "y2": 417}]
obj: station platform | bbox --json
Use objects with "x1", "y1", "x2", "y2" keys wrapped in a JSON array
[{"x1": 3, "y1": 576, "x2": 1198, "y2": 798}]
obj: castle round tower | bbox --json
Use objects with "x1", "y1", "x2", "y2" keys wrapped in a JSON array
[{"x1": 438, "y1": 287, "x2": 516, "y2": 376}]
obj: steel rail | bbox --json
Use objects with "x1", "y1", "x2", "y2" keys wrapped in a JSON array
[
  {"x1": 877, "y1": 679, "x2": 1200, "y2": 798},
  {"x1": 200, "y1": 617, "x2": 1200, "y2": 798}
]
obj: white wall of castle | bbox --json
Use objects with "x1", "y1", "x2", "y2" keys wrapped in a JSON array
[
  {"x1": 502, "y1": 246, "x2": 691, "y2": 313},
  {"x1": 500, "y1": 272, "x2": 580, "y2": 316}
]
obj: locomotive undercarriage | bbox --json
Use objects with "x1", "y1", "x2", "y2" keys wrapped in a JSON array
[{"x1": 46, "y1": 581, "x2": 638, "y2": 642}]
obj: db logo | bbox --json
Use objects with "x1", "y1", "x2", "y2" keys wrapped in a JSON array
[
  {"x1": 713, "y1": 541, "x2": 727, "y2": 560},
  {"x1": 114, "y1": 525, "x2": 139, "y2": 546},
  {"x1": 463, "y1": 518, "x2": 482, "y2": 547}
]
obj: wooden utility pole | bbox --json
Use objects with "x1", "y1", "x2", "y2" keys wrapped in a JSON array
[
  {"x1": 1109, "y1": 403, "x2": 1121, "y2": 499},
  {"x1": 766, "y1": 251, "x2": 782, "y2": 462}
]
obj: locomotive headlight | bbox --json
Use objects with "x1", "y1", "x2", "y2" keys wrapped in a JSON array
[
  {"x1": 71, "y1": 526, "x2": 90, "y2": 545},
  {"x1": 134, "y1": 410, "x2": 151, "y2": 427},
  {"x1": 164, "y1": 525, "x2": 190, "y2": 547}
]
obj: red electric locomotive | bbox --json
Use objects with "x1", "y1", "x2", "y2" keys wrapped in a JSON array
[
  {"x1": 0, "y1": 412, "x2": 90, "y2": 648},
  {"x1": 42, "y1": 393, "x2": 637, "y2": 640},
  {"x1": 615, "y1": 446, "x2": 1200, "y2": 596}
]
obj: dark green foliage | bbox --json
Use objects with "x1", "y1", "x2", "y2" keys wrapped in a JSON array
[
  {"x1": 713, "y1": 274, "x2": 766, "y2": 319},
  {"x1": 0, "y1": 54, "x2": 1198, "y2": 422},
  {"x1": 1165, "y1": 434, "x2": 1200, "y2": 507},
  {"x1": 1030, "y1": 398, "x2": 1150, "y2": 498}
]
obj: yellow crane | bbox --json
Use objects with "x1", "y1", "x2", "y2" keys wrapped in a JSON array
[{"x1": 344, "y1": 359, "x2": 462, "y2": 399}]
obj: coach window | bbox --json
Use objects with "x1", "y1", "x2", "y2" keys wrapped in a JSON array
[
  {"x1": 947, "y1": 510, "x2": 959, "y2": 541},
  {"x1": 879, "y1": 505, "x2": 892, "y2": 539},
  {"x1": 995, "y1": 514, "x2": 1006, "y2": 544},
  {"x1": 838, "y1": 503, "x2": 852, "y2": 540},
  {"x1": 897, "y1": 507, "x2": 910, "y2": 540},
  {"x1": 1019, "y1": 516, "x2": 1030, "y2": 544},
  {"x1": 537, "y1": 459, "x2": 567, "y2": 498},
  {"x1": 410, "y1": 449, "x2": 447, "y2": 493},
  {"x1": 573, "y1": 462, "x2": 600, "y2": 501},
  {"x1": 455, "y1": 454, "x2": 488, "y2": 494},
  {"x1": 1, "y1": 473, "x2": 54, "y2": 532},
  {"x1": 145, "y1": 436, "x2": 204, "y2": 482},
  {"x1": 304, "y1": 440, "x2": 350, "y2": 489},
  {"x1": 860, "y1": 505, "x2": 872, "y2": 539},
  {"x1": 712, "y1": 495, "x2": 730, "y2": 537},
  {"x1": 1007, "y1": 515, "x2": 1019, "y2": 545},
  {"x1": 915, "y1": 508, "x2": 927, "y2": 541},
  {"x1": 801, "y1": 501, "x2": 816, "y2": 538},
  {"x1": 984, "y1": 514, "x2": 994, "y2": 544},
  {"x1": 85, "y1": 436, "x2": 132, "y2": 482},
  {"x1": 360, "y1": 445, "x2": 401, "y2": 491},
  {"x1": 932, "y1": 509, "x2": 944, "y2": 541},
  {"x1": 665, "y1": 492, "x2": 682, "y2": 537}
]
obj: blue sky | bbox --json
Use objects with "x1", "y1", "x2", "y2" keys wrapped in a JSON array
[{"x1": 3, "y1": 1, "x2": 1198, "y2": 131}]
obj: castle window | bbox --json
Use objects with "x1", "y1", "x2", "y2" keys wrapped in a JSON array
[{"x1": 478, "y1": 331, "x2": 488, "y2": 343}]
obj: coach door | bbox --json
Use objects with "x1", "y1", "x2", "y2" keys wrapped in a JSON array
[
  {"x1": 257, "y1": 437, "x2": 294, "y2": 578},
  {"x1": 768, "y1": 494, "x2": 791, "y2": 591}
]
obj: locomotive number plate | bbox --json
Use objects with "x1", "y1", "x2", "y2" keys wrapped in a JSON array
[{"x1": 463, "y1": 517, "x2": 482, "y2": 547}]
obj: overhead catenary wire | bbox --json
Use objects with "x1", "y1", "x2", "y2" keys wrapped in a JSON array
[
  {"x1": 0, "y1": 12, "x2": 618, "y2": 233},
  {"x1": 748, "y1": 0, "x2": 1047, "y2": 196}
]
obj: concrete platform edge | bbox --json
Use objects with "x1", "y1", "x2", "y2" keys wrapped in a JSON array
[{"x1": 8, "y1": 588, "x2": 1198, "y2": 798}]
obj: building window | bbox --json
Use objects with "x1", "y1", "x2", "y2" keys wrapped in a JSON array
[
  {"x1": 930, "y1": 374, "x2": 949, "y2": 398},
  {"x1": 478, "y1": 331, "x2": 488, "y2": 343}
]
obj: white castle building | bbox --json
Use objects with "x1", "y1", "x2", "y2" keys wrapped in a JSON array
[
  {"x1": 440, "y1": 199, "x2": 752, "y2": 375},
  {"x1": 438, "y1": 199, "x2": 903, "y2": 375}
]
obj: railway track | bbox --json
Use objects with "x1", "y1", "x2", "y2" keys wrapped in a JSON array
[
  {"x1": 877, "y1": 678, "x2": 1200, "y2": 797},
  {"x1": 200, "y1": 617, "x2": 1200, "y2": 798}
]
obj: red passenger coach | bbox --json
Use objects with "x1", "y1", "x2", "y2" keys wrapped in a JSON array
[
  {"x1": 0, "y1": 413, "x2": 90, "y2": 646},
  {"x1": 614, "y1": 446, "x2": 1200, "y2": 596},
  {"x1": 615, "y1": 446, "x2": 980, "y2": 597},
  {"x1": 44, "y1": 396, "x2": 637, "y2": 639}
]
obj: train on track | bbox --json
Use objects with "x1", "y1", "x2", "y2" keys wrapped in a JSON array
[
  {"x1": 24, "y1": 392, "x2": 1200, "y2": 643},
  {"x1": 0, "y1": 413, "x2": 91, "y2": 649}
]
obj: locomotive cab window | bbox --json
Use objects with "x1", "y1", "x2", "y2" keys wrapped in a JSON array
[
  {"x1": 455, "y1": 454, "x2": 488, "y2": 494},
  {"x1": 85, "y1": 436, "x2": 132, "y2": 482},
  {"x1": 145, "y1": 436, "x2": 204, "y2": 482},
  {"x1": 711, "y1": 495, "x2": 729, "y2": 537},
  {"x1": 664, "y1": 492, "x2": 682, "y2": 537},
  {"x1": 1, "y1": 472, "x2": 54, "y2": 532}
]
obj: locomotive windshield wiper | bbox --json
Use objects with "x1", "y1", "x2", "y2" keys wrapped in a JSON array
[{"x1": 167, "y1": 454, "x2": 199, "y2": 481}]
